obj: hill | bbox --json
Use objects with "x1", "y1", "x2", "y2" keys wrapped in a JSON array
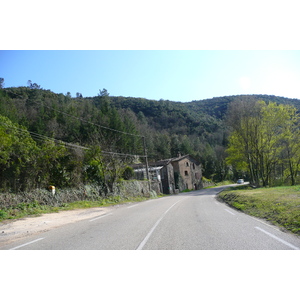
[
  {"x1": 1, "y1": 85, "x2": 300, "y2": 191},
  {"x1": 185, "y1": 94, "x2": 300, "y2": 119}
]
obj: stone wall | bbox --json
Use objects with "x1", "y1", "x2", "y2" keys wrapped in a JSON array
[{"x1": 0, "y1": 180, "x2": 158, "y2": 209}]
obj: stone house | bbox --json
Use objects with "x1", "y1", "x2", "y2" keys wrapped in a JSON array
[
  {"x1": 131, "y1": 154, "x2": 202, "y2": 194},
  {"x1": 132, "y1": 160, "x2": 175, "y2": 194},
  {"x1": 149, "y1": 159, "x2": 175, "y2": 194},
  {"x1": 170, "y1": 154, "x2": 202, "y2": 191}
]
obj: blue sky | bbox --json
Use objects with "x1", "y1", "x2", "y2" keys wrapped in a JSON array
[{"x1": 1, "y1": 50, "x2": 300, "y2": 102}]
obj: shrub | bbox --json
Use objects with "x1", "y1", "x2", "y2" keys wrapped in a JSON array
[{"x1": 122, "y1": 166, "x2": 134, "y2": 180}]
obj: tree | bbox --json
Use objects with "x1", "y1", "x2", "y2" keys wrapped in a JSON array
[
  {"x1": 98, "y1": 88, "x2": 109, "y2": 97},
  {"x1": 280, "y1": 107, "x2": 300, "y2": 185},
  {"x1": 95, "y1": 88, "x2": 110, "y2": 111},
  {"x1": 35, "y1": 140, "x2": 70, "y2": 188},
  {"x1": 0, "y1": 115, "x2": 38, "y2": 191},
  {"x1": 27, "y1": 80, "x2": 41, "y2": 89},
  {"x1": 0, "y1": 78, "x2": 4, "y2": 89},
  {"x1": 226, "y1": 100, "x2": 299, "y2": 186},
  {"x1": 84, "y1": 146, "x2": 129, "y2": 195}
]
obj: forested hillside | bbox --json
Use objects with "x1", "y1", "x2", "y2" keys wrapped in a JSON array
[{"x1": 1, "y1": 82, "x2": 300, "y2": 191}]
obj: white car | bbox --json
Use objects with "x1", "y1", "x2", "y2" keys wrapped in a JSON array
[{"x1": 237, "y1": 179, "x2": 244, "y2": 184}]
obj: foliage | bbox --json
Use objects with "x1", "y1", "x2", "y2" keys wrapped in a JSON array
[
  {"x1": 0, "y1": 115, "x2": 38, "y2": 191},
  {"x1": 2, "y1": 84, "x2": 300, "y2": 192},
  {"x1": 122, "y1": 166, "x2": 134, "y2": 180},
  {"x1": 226, "y1": 100, "x2": 300, "y2": 186}
]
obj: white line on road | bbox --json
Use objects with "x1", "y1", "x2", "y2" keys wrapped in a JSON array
[
  {"x1": 136, "y1": 199, "x2": 182, "y2": 250},
  {"x1": 255, "y1": 227, "x2": 300, "y2": 250},
  {"x1": 89, "y1": 213, "x2": 113, "y2": 222},
  {"x1": 224, "y1": 209, "x2": 235, "y2": 215},
  {"x1": 10, "y1": 238, "x2": 45, "y2": 250},
  {"x1": 127, "y1": 204, "x2": 139, "y2": 209}
]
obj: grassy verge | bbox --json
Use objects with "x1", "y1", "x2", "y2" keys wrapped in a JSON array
[
  {"x1": 0, "y1": 195, "x2": 153, "y2": 222},
  {"x1": 218, "y1": 185, "x2": 300, "y2": 235},
  {"x1": 204, "y1": 180, "x2": 235, "y2": 189}
]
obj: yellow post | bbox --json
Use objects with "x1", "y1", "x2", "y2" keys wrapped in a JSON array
[{"x1": 48, "y1": 185, "x2": 55, "y2": 196}]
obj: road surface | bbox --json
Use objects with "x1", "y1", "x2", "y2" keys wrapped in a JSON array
[{"x1": 1, "y1": 185, "x2": 300, "y2": 250}]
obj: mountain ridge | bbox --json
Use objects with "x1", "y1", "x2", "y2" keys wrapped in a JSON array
[{"x1": 1, "y1": 87, "x2": 300, "y2": 182}]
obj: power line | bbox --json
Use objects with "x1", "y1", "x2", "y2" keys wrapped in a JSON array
[
  {"x1": 4, "y1": 88, "x2": 143, "y2": 137},
  {"x1": 2, "y1": 88, "x2": 150, "y2": 174},
  {"x1": 0, "y1": 121, "x2": 146, "y2": 158},
  {"x1": 0, "y1": 121, "x2": 89, "y2": 150}
]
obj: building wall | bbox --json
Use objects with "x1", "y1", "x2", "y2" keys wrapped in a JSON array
[
  {"x1": 161, "y1": 164, "x2": 175, "y2": 194},
  {"x1": 172, "y1": 156, "x2": 202, "y2": 191},
  {"x1": 132, "y1": 156, "x2": 202, "y2": 194}
]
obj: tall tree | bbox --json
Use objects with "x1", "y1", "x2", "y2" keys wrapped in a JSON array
[
  {"x1": 226, "y1": 100, "x2": 299, "y2": 186},
  {"x1": 280, "y1": 107, "x2": 300, "y2": 185},
  {"x1": 0, "y1": 115, "x2": 38, "y2": 191}
]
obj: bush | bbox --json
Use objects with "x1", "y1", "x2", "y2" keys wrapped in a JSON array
[{"x1": 122, "y1": 166, "x2": 134, "y2": 180}]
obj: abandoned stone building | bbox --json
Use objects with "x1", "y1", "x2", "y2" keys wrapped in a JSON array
[{"x1": 132, "y1": 154, "x2": 202, "y2": 194}]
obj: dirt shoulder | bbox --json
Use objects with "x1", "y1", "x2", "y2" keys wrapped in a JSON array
[{"x1": 0, "y1": 206, "x2": 113, "y2": 247}]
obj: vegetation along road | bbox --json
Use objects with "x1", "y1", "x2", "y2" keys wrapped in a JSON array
[{"x1": 1, "y1": 185, "x2": 300, "y2": 250}]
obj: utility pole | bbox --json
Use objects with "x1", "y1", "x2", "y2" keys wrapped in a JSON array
[{"x1": 142, "y1": 136, "x2": 151, "y2": 190}]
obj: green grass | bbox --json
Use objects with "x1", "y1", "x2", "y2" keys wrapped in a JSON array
[
  {"x1": 204, "y1": 180, "x2": 235, "y2": 189},
  {"x1": 180, "y1": 188, "x2": 193, "y2": 193},
  {"x1": 218, "y1": 185, "x2": 300, "y2": 235},
  {"x1": 0, "y1": 201, "x2": 60, "y2": 221},
  {"x1": 0, "y1": 195, "x2": 153, "y2": 222}
]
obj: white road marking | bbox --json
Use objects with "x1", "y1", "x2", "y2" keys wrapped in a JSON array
[
  {"x1": 248, "y1": 214, "x2": 282, "y2": 232},
  {"x1": 10, "y1": 238, "x2": 44, "y2": 250},
  {"x1": 136, "y1": 199, "x2": 182, "y2": 250},
  {"x1": 255, "y1": 227, "x2": 300, "y2": 250},
  {"x1": 89, "y1": 213, "x2": 113, "y2": 222},
  {"x1": 224, "y1": 209, "x2": 235, "y2": 215},
  {"x1": 127, "y1": 204, "x2": 139, "y2": 209}
]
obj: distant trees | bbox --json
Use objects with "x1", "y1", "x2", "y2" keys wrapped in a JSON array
[
  {"x1": 27, "y1": 80, "x2": 41, "y2": 89},
  {"x1": 0, "y1": 114, "x2": 133, "y2": 192},
  {"x1": 98, "y1": 88, "x2": 109, "y2": 97},
  {"x1": 0, "y1": 115, "x2": 38, "y2": 191},
  {"x1": 226, "y1": 100, "x2": 300, "y2": 186},
  {"x1": 4, "y1": 84, "x2": 300, "y2": 190},
  {"x1": 0, "y1": 87, "x2": 143, "y2": 192},
  {"x1": 83, "y1": 146, "x2": 135, "y2": 196}
]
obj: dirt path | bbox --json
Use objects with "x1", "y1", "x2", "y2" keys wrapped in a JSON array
[{"x1": 0, "y1": 206, "x2": 113, "y2": 247}]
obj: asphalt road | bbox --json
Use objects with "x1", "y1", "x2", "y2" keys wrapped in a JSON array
[{"x1": 2, "y1": 185, "x2": 300, "y2": 250}]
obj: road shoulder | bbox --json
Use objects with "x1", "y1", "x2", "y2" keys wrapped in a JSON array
[{"x1": 0, "y1": 206, "x2": 112, "y2": 247}]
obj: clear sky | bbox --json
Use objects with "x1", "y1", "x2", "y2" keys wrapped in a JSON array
[
  {"x1": 2, "y1": 50, "x2": 300, "y2": 102},
  {"x1": 1, "y1": 50, "x2": 300, "y2": 102}
]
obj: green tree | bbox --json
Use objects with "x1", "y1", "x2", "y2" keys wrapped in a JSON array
[
  {"x1": 226, "y1": 100, "x2": 298, "y2": 186},
  {"x1": 35, "y1": 140, "x2": 70, "y2": 188},
  {"x1": 280, "y1": 107, "x2": 300, "y2": 185},
  {"x1": 98, "y1": 88, "x2": 109, "y2": 97},
  {"x1": 0, "y1": 115, "x2": 38, "y2": 191},
  {"x1": 27, "y1": 80, "x2": 41, "y2": 89},
  {"x1": 84, "y1": 146, "x2": 128, "y2": 195}
]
